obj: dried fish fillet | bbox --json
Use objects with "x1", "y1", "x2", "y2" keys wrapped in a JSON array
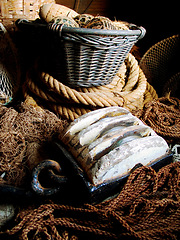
[
  {"x1": 89, "y1": 135, "x2": 169, "y2": 185},
  {"x1": 78, "y1": 113, "x2": 138, "y2": 146},
  {"x1": 62, "y1": 106, "x2": 129, "y2": 143},
  {"x1": 62, "y1": 107, "x2": 169, "y2": 185},
  {"x1": 89, "y1": 125, "x2": 153, "y2": 158}
]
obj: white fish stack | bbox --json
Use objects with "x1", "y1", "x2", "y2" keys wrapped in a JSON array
[{"x1": 62, "y1": 107, "x2": 169, "y2": 186}]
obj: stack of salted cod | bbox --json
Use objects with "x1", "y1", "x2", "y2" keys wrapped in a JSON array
[{"x1": 62, "y1": 106, "x2": 169, "y2": 185}]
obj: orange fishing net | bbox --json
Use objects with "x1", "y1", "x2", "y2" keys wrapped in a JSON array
[
  {"x1": 134, "y1": 97, "x2": 180, "y2": 144},
  {"x1": 2, "y1": 162, "x2": 180, "y2": 240},
  {"x1": 0, "y1": 102, "x2": 68, "y2": 186}
]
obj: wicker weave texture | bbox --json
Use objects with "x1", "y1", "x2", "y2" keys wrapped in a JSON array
[
  {"x1": 0, "y1": 0, "x2": 55, "y2": 20},
  {"x1": 53, "y1": 35, "x2": 137, "y2": 87},
  {"x1": 140, "y1": 35, "x2": 180, "y2": 96},
  {"x1": 47, "y1": 23, "x2": 145, "y2": 88}
]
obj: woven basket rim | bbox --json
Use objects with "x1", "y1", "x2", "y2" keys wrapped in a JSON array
[
  {"x1": 59, "y1": 24, "x2": 145, "y2": 38},
  {"x1": 16, "y1": 19, "x2": 146, "y2": 39}
]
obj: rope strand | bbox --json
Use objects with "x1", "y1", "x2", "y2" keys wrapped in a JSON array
[
  {"x1": 3, "y1": 162, "x2": 180, "y2": 240},
  {"x1": 24, "y1": 53, "x2": 157, "y2": 121}
]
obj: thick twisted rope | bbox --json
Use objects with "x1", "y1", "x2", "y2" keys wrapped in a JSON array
[{"x1": 24, "y1": 53, "x2": 157, "y2": 121}]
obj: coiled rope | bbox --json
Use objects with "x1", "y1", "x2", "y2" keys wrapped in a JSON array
[{"x1": 24, "y1": 53, "x2": 157, "y2": 121}]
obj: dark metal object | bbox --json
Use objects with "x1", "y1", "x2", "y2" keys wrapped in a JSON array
[
  {"x1": 0, "y1": 184, "x2": 33, "y2": 203},
  {"x1": 31, "y1": 142, "x2": 90, "y2": 202},
  {"x1": 31, "y1": 141, "x2": 173, "y2": 204},
  {"x1": 0, "y1": 140, "x2": 173, "y2": 204},
  {"x1": 31, "y1": 160, "x2": 68, "y2": 196}
]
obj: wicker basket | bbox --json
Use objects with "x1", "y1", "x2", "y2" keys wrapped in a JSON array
[
  {"x1": 140, "y1": 34, "x2": 180, "y2": 96},
  {"x1": 49, "y1": 23, "x2": 145, "y2": 88},
  {"x1": 16, "y1": 20, "x2": 146, "y2": 88},
  {"x1": 0, "y1": 0, "x2": 55, "y2": 30},
  {"x1": 0, "y1": 0, "x2": 55, "y2": 19},
  {"x1": 0, "y1": 23, "x2": 20, "y2": 105}
]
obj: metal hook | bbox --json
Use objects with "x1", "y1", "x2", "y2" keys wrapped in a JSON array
[{"x1": 31, "y1": 160, "x2": 68, "y2": 196}]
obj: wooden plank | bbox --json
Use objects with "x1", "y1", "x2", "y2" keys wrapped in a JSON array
[{"x1": 55, "y1": 0, "x2": 110, "y2": 16}]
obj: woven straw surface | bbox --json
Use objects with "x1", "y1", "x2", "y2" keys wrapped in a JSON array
[
  {"x1": 140, "y1": 34, "x2": 180, "y2": 96},
  {"x1": 0, "y1": 0, "x2": 55, "y2": 19},
  {"x1": 0, "y1": 0, "x2": 55, "y2": 30},
  {"x1": 163, "y1": 72, "x2": 180, "y2": 98}
]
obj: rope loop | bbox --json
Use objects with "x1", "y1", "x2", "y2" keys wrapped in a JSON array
[{"x1": 24, "y1": 53, "x2": 158, "y2": 121}]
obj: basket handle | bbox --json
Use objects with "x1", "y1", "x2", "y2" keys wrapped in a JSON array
[{"x1": 129, "y1": 24, "x2": 146, "y2": 40}]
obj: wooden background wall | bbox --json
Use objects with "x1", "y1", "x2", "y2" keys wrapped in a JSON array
[{"x1": 55, "y1": 0, "x2": 110, "y2": 16}]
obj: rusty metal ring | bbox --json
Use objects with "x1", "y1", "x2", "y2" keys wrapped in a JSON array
[{"x1": 31, "y1": 160, "x2": 68, "y2": 196}]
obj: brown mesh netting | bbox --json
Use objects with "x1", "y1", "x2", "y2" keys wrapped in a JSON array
[
  {"x1": 134, "y1": 96, "x2": 180, "y2": 144},
  {"x1": 2, "y1": 161, "x2": 180, "y2": 240},
  {"x1": 139, "y1": 35, "x2": 179, "y2": 96},
  {"x1": 0, "y1": 103, "x2": 68, "y2": 186}
]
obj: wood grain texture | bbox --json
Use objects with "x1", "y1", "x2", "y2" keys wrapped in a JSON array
[{"x1": 55, "y1": 0, "x2": 110, "y2": 16}]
